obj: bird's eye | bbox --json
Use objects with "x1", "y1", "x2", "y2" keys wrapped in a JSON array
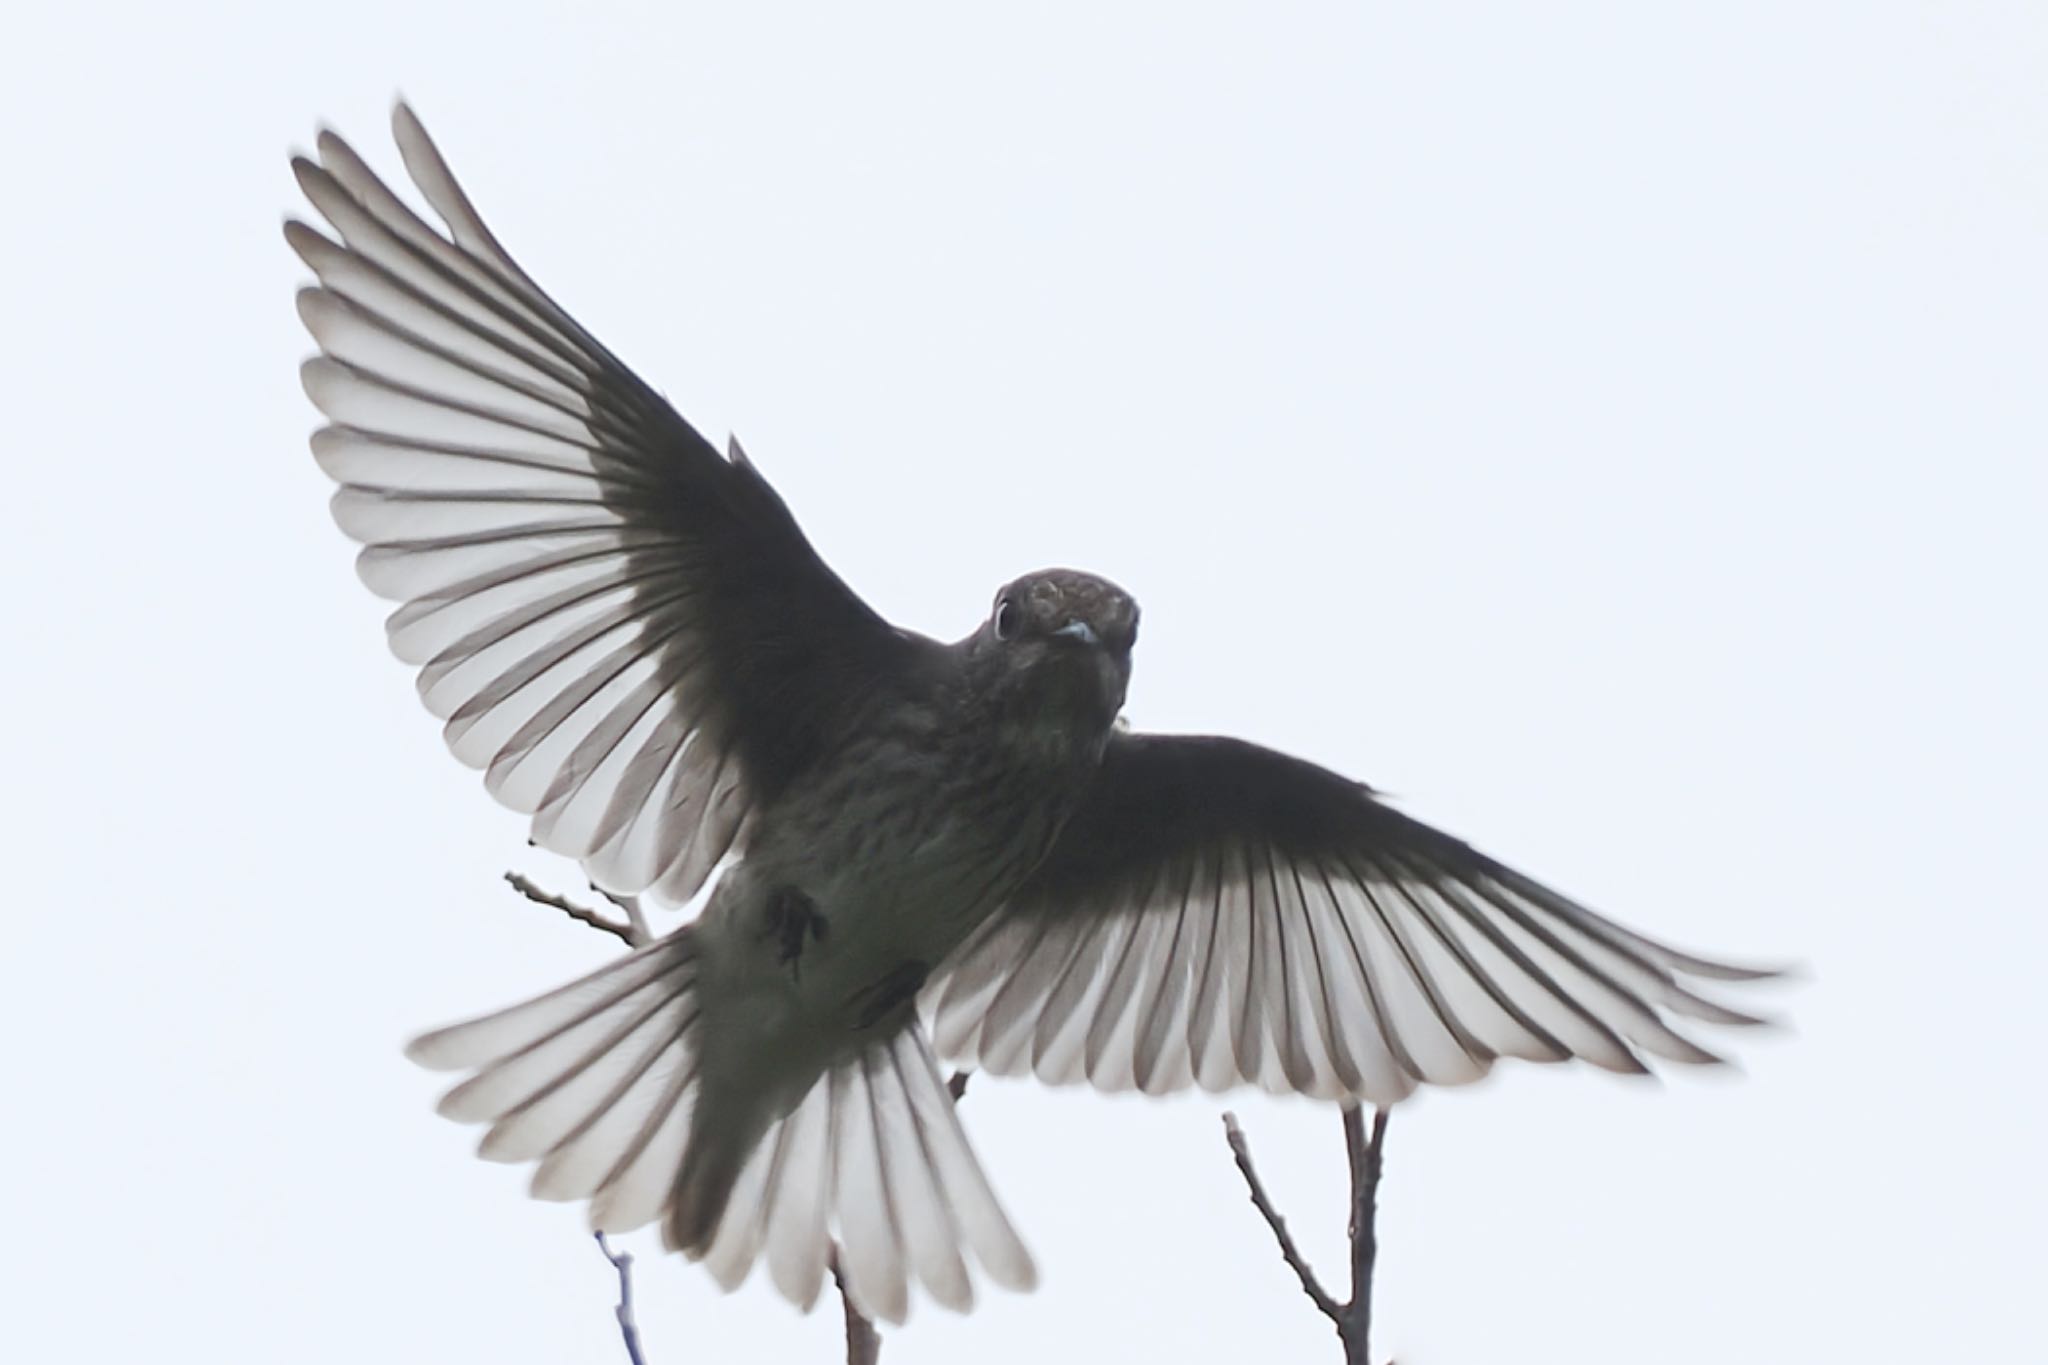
[{"x1": 994, "y1": 597, "x2": 1021, "y2": 641}]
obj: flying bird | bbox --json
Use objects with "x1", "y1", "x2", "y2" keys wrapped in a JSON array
[{"x1": 289, "y1": 104, "x2": 1784, "y2": 1325}]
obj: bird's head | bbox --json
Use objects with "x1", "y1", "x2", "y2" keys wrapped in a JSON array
[{"x1": 974, "y1": 568, "x2": 1139, "y2": 733}]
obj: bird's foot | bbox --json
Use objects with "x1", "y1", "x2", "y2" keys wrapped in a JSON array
[{"x1": 761, "y1": 887, "x2": 828, "y2": 981}]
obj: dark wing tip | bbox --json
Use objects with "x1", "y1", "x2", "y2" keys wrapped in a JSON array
[
  {"x1": 291, "y1": 286, "x2": 325, "y2": 330},
  {"x1": 281, "y1": 217, "x2": 335, "y2": 265},
  {"x1": 1709, "y1": 1001, "x2": 1799, "y2": 1035},
  {"x1": 313, "y1": 128, "x2": 356, "y2": 164},
  {"x1": 1670, "y1": 953, "x2": 1802, "y2": 985},
  {"x1": 391, "y1": 99, "x2": 431, "y2": 155}
]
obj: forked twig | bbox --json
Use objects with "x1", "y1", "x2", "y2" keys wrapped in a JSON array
[
  {"x1": 1224, "y1": 1105, "x2": 1392, "y2": 1365},
  {"x1": 504, "y1": 870, "x2": 646, "y2": 946},
  {"x1": 830, "y1": 1252, "x2": 884, "y2": 1365},
  {"x1": 1223, "y1": 1112, "x2": 1342, "y2": 1320},
  {"x1": 595, "y1": 1233, "x2": 649, "y2": 1365}
]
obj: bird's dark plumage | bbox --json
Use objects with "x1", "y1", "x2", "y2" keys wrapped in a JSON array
[{"x1": 293, "y1": 103, "x2": 1786, "y2": 1327}]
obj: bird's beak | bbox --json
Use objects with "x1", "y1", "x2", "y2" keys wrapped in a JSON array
[{"x1": 1053, "y1": 620, "x2": 1099, "y2": 646}]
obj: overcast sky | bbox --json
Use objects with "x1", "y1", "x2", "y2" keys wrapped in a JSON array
[{"x1": 4, "y1": 3, "x2": 2043, "y2": 1362}]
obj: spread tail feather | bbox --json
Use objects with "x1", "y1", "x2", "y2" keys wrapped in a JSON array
[
  {"x1": 690, "y1": 1026, "x2": 1037, "y2": 1321},
  {"x1": 406, "y1": 929, "x2": 1035, "y2": 1323}
]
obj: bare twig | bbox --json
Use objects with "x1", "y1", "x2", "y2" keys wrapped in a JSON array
[
  {"x1": 830, "y1": 1252, "x2": 884, "y2": 1365},
  {"x1": 593, "y1": 882, "x2": 654, "y2": 943},
  {"x1": 1223, "y1": 1112, "x2": 1343, "y2": 1320},
  {"x1": 595, "y1": 1233, "x2": 650, "y2": 1365},
  {"x1": 1343, "y1": 1105, "x2": 1390, "y2": 1358},
  {"x1": 504, "y1": 871, "x2": 647, "y2": 947},
  {"x1": 1223, "y1": 1105, "x2": 1391, "y2": 1365}
]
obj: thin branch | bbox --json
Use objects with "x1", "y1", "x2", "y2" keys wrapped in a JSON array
[
  {"x1": 1342, "y1": 1105, "x2": 1391, "y2": 1359},
  {"x1": 593, "y1": 882, "x2": 654, "y2": 943},
  {"x1": 830, "y1": 1252, "x2": 883, "y2": 1365},
  {"x1": 1223, "y1": 1111, "x2": 1343, "y2": 1322},
  {"x1": 595, "y1": 1233, "x2": 649, "y2": 1365},
  {"x1": 504, "y1": 871, "x2": 647, "y2": 947},
  {"x1": 1224, "y1": 1105, "x2": 1392, "y2": 1365}
]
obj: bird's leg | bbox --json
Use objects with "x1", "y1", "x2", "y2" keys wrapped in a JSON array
[
  {"x1": 849, "y1": 960, "x2": 930, "y2": 1030},
  {"x1": 760, "y1": 886, "x2": 828, "y2": 981}
]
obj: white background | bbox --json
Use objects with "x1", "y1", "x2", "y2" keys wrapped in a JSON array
[{"x1": 4, "y1": 3, "x2": 2042, "y2": 1362}]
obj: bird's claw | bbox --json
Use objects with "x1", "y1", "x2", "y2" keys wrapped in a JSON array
[{"x1": 762, "y1": 888, "x2": 828, "y2": 981}]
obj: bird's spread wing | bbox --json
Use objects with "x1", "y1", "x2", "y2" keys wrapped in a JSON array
[
  {"x1": 291, "y1": 106, "x2": 918, "y2": 905},
  {"x1": 928, "y1": 733, "x2": 1782, "y2": 1103}
]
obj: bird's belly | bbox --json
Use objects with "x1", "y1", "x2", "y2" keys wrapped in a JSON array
[
  {"x1": 713, "y1": 765, "x2": 1070, "y2": 1039},
  {"x1": 789, "y1": 814, "x2": 1043, "y2": 998}
]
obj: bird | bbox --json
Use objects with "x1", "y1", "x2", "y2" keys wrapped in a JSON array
[{"x1": 289, "y1": 103, "x2": 1785, "y2": 1327}]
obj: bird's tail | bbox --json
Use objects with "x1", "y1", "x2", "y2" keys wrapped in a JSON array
[{"x1": 405, "y1": 927, "x2": 1035, "y2": 1322}]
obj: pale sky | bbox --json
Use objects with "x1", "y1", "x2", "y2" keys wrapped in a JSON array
[{"x1": 4, "y1": 3, "x2": 2043, "y2": 1362}]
